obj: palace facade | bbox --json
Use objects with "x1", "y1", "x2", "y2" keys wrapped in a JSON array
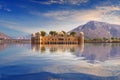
[{"x1": 31, "y1": 31, "x2": 84, "y2": 44}]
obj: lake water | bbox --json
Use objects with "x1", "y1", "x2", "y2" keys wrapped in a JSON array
[{"x1": 0, "y1": 43, "x2": 120, "y2": 80}]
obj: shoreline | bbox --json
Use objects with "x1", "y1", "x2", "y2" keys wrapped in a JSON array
[{"x1": 0, "y1": 39, "x2": 120, "y2": 44}]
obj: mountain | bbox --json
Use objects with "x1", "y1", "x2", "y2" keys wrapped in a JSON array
[
  {"x1": 0, "y1": 32, "x2": 10, "y2": 39},
  {"x1": 13, "y1": 35, "x2": 31, "y2": 39},
  {"x1": 69, "y1": 21, "x2": 120, "y2": 38}
]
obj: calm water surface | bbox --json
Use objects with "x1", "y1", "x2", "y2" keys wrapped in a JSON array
[{"x1": 0, "y1": 43, "x2": 120, "y2": 80}]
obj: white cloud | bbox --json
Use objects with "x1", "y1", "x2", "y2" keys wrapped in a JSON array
[
  {"x1": 30, "y1": 11, "x2": 42, "y2": 16},
  {"x1": 32, "y1": 0, "x2": 88, "y2": 5},
  {"x1": 0, "y1": 20, "x2": 50, "y2": 34},
  {"x1": 67, "y1": 0, "x2": 88, "y2": 5},
  {"x1": 4, "y1": 8, "x2": 11, "y2": 12},
  {"x1": 0, "y1": 20, "x2": 28, "y2": 33},
  {"x1": 29, "y1": 5, "x2": 120, "y2": 32},
  {"x1": 0, "y1": 20, "x2": 17, "y2": 25},
  {"x1": 0, "y1": 4, "x2": 11, "y2": 12},
  {"x1": 42, "y1": 6, "x2": 120, "y2": 25},
  {"x1": 43, "y1": 11, "x2": 72, "y2": 20}
]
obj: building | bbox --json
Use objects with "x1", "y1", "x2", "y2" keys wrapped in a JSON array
[{"x1": 31, "y1": 31, "x2": 84, "y2": 44}]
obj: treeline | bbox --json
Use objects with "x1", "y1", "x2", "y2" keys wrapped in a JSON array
[
  {"x1": 36, "y1": 31, "x2": 77, "y2": 36},
  {"x1": 0, "y1": 39, "x2": 30, "y2": 44},
  {"x1": 85, "y1": 37, "x2": 120, "y2": 43}
]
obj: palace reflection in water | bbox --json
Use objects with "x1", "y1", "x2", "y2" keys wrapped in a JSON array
[
  {"x1": 31, "y1": 44, "x2": 84, "y2": 53},
  {"x1": 31, "y1": 43, "x2": 120, "y2": 63},
  {"x1": 0, "y1": 43, "x2": 120, "y2": 80},
  {"x1": 0, "y1": 42, "x2": 120, "y2": 63}
]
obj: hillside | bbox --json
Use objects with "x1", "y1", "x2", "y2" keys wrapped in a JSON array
[
  {"x1": 0, "y1": 32, "x2": 10, "y2": 39},
  {"x1": 69, "y1": 21, "x2": 120, "y2": 38}
]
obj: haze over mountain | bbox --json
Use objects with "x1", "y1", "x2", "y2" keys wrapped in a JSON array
[
  {"x1": 14, "y1": 35, "x2": 31, "y2": 39},
  {"x1": 0, "y1": 31, "x2": 31, "y2": 39},
  {"x1": 0, "y1": 32, "x2": 10, "y2": 39},
  {"x1": 69, "y1": 21, "x2": 120, "y2": 38}
]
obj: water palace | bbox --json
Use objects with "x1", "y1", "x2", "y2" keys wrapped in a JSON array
[{"x1": 31, "y1": 31, "x2": 84, "y2": 44}]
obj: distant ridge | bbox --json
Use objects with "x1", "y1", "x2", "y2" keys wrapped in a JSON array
[
  {"x1": 69, "y1": 21, "x2": 120, "y2": 38},
  {"x1": 13, "y1": 35, "x2": 31, "y2": 39},
  {"x1": 0, "y1": 32, "x2": 10, "y2": 39}
]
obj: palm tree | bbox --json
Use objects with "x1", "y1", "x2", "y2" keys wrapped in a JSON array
[
  {"x1": 70, "y1": 32, "x2": 76, "y2": 36},
  {"x1": 40, "y1": 31, "x2": 46, "y2": 36},
  {"x1": 49, "y1": 31, "x2": 57, "y2": 36},
  {"x1": 111, "y1": 37, "x2": 115, "y2": 40}
]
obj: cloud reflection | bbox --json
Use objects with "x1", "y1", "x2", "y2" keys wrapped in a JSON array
[
  {"x1": 31, "y1": 43, "x2": 120, "y2": 62},
  {"x1": 0, "y1": 43, "x2": 120, "y2": 78}
]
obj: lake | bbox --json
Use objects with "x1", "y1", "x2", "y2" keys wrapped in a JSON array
[{"x1": 0, "y1": 43, "x2": 120, "y2": 80}]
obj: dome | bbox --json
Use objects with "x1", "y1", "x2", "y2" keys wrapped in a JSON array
[
  {"x1": 80, "y1": 32, "x2": 84, "y2": 35},
  {"x1": 36, "y1": 32, "x2": 41, "y2": 35},
  {"x1": 31, "y1": 33, "x2": 35, "y2": 37},
  {"x1": 57, "y1": 31, "x2": 64, "y2": 35}
]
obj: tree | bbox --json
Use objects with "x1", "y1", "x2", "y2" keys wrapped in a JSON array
[
  {"x1": 103, "y1": 37, "x2": 108, "y2": 41},
  {"x1": 70, "y1": 32, "x2": 76, "y2": 36},
  {"x1": 111, "y1": 37, "x2": 115, "y2": 40},
  {"x1": 49, "y1": 31, "x2": 57, "y2": 36},
  {"x1": 40, "y1": 31, "x2": 46, "y2": 36}
]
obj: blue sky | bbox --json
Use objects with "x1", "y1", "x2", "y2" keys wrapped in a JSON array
[{"x1": 0, "y1": 0, "x2": 120, "y2": 37}]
